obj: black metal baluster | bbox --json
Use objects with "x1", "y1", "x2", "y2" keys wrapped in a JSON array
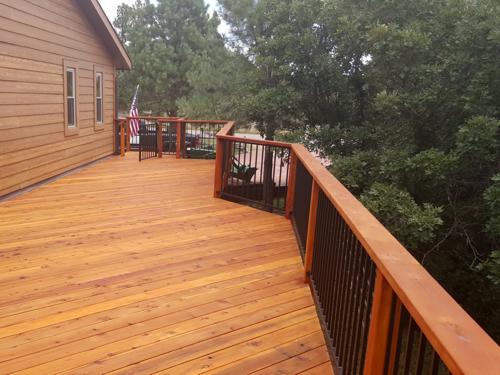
[
  {"x1": 248, "y1": 143, "x2": 253, "y2": 201},
  {"x1": 403, "y1": 318, "x2": 417, "y2": 374},
  {"x1": 415, "y1": 331, "x2": 427, "y2": 375},
  {"x1": 358, "y1": 261, "x2": 376, "y2": 372},
  {"x1": 331, "y1": 219, "x2": 348, "y2": 341},
  {"x1": 343, "y1": 240, "x2": 364, "y2": 374}
]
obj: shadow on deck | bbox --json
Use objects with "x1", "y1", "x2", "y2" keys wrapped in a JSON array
[{"x1": 0, "y1": 155, "x2": 332, "y2": 374}]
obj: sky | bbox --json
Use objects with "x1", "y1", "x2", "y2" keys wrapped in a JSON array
[{"x1": 99, "y1": 0, "x2": 228, "y2": 34}]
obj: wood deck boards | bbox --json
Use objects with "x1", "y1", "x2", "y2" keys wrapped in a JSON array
[{"x1": 0, "y1": 155, "x2": 332, "y2": 375}]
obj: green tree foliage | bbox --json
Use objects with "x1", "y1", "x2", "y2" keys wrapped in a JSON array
[
  {"x1": 478, "y1": 251, "x2": 500, "y2": 287},
  {"x1": 485, "y1": 174, "x2": 500, "y2": 238},
  {"x1": 114, "y1": 0, "x2": 224, "y2": 114},
  {"x1": 113, "y1": 0, "x2": 500, "y2": 340},
  {"x1": 216, "y1": 0, "x2": 307, "y2": 138},
  {"x1": 479, "y1": 175, "x2": 500, "y2": 286},
  {"x1": 211, "y1": 0, "x2": 500, "y2": 339},
  {"x1": 361, "y1": 183, "x2": 443, "y2": 251},
  {"x1": 177, "y1": 52, "x2": 253, "y2": 120}
]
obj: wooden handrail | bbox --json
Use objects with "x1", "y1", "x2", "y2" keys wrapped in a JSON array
[
  {"x1": 126, "y1": 115, "x2": 227, "y2": 124},
  {"x1": 217, "y1": 134, "x2": 292, "y2": 148},
  {"x1": 126, "y1": 115, "x2": 180, "y2": 121},
  {"x1": 120, "y1": 115, "x2": 500, "y2": 372},
  {"x1": 290, "y1": 143, "x2": 500, "y2": 374},
  {"x1": 182, "y1": 119, "x2": 229, "y2": 124},
  {"x1": 216, "y1": 121, "x2": 236, "y2": 136}
]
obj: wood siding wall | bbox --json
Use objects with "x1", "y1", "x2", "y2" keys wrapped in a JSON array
[{"x1": 0, "y1": 0, "x2": 116, "y2": 197}]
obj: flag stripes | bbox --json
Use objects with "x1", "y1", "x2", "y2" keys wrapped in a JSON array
[{"x1": 129, "y1": 85, "x2": 140, "y2": 137}]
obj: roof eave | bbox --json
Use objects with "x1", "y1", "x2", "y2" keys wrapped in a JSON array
[{"x1": 79, "y1": 0, "x2": 132, "y2": 70}]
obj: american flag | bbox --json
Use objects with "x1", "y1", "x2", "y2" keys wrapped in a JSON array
[{"x1": 129, "y1": 85, "x2": 140, "y2": 137}]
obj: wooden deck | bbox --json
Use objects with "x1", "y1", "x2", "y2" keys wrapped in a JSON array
[{"x1": 0, "y1": 155, "x2": 331, "y2": 375}]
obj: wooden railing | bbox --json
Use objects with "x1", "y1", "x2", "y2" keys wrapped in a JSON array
[
  {"x1": 214, "y1": 131, "x2": 291, "y2": 213},
  {"x1": 115, "y1": 118, "x2": 126, "y2": 156},
  {"x1": 117, "y1": 117, "x2": 227, "y2": 160},
  {"x1": 213, "y1": 121, "x2": 500, "y2": 374}
]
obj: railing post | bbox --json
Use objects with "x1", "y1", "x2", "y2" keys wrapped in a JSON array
[
  {"x1": 180, "y1": 121, "x2": 186, "y2": 158},
  {"x1": 386, "y1": 299, "x2": 402, "y2": 375},
  {"x1": 114, "y1": 119, "x2": 119, "y2": 155},
  {"x1": 262, "y1": 146, "x2": 274, "y2": 212},
  {"x1": 120, "y1": 120, "x2": 125, "y2": 157},
  {"x1": 304, "y1": 179, "x2": 319, "y2": 283},
  {"x1": 156, "y1": 122, "x2": 162, "y2": 158},
  {"x1": 363, "y1": 270, "x2": 394, "y2": 375},
  {"x1": 214, "y1": 136, "x2": 224, "y2": 198},
  {"x1": 285, "y1": 150, "x2": 297, "y2": 219},
  {"x1": 223, "y1": 138, "x2": 232, "y2": 190},
  {"x1": 126, "y1": 118, "x2": 131, "y2": 152},
  {"x1": 176, "y1": 121, "x2": 181, "y2": 159}
]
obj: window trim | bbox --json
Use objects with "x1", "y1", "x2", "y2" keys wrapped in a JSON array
[
  {"x1": 63, "y1": 59, "x2": 79, "y2": 136},
  {"x1": 94, "y1": 66, "x2": 104, "y2": 130}
]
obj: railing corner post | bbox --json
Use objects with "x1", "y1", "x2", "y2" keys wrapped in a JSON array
[
  {"x1": 156, "y1": 122, "x2": 162, "y2": 158},
  {"x1": 285, "y1": 149, "x2": 297, "y2": 219},
  {"x1": 213, "y1": 136, "x2": 223, "y2": 198},
  {"x1": 120, "y1": 120, "x2": 125, "y2": 157},
  {"x1": 180, "y1": 121, "x2": 186, "y2": 158},
  {"x1": 304, "y1": 179, "x2": 319, "y2": 283},
  {"x1": 176, "y1": 121, "x2": 181, "y2": 159},
  {"x1": 126, "y1": 118, "x2": 131, "y2": 152},
  {"x1": 363, "y1": 270, "x2": 393, "y2": 375}
]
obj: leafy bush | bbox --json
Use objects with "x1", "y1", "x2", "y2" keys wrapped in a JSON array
[
  {"x1": 484, "y1": 174, "x2": 500, "y2": 237},
  {"x1": 455, "y1": 116, "x2": 500, "y2": 169},
  {"x1": 360, "y1": 183, "x2": 443, "y2": 251},
  {"x1": 477, "y1": 175, "x2": 500, "y2": 287}
]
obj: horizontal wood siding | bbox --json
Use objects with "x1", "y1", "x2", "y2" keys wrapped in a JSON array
[{"x1": 0, "y1": 0, "x2": 116, "y2": 196}]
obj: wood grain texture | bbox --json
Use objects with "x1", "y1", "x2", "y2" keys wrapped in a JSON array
[
  {"x1": 303, "y1": 180, "x2": 318, "y2": 283},
  {"x1": 363, "y1": 270, "x2": 394, "y2": 375},
  {"x1": 0, "y1": 155, "x2": 331, "y2": 375},
  {"x1": 0, "y1": 0, "x2": 118, "y2": 197},
  {"x1": 290, "y1": 144, "x2": 500, "y2": 374}
]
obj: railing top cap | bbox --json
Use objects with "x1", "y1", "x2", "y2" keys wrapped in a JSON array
[
  {"x1": 213, "y1": 121, "x2": 500, "y2": 373},
  {"x1": 124, "y1": 116, "x2": 228, "y2": 124},
  {"x1": 290, "y1": 143, "x2": 500, "y2": 374}
]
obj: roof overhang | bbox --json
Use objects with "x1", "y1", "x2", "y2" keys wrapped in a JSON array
[{"x1": 79, "y1": 0, "x2": 132, "y2": 70}]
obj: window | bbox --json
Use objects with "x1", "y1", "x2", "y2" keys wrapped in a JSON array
[
  {"x1": 95, "y1": 72, "x2": 103, "y2": 124},
  {"x1": 66, "y1": 68, "x2": 76, "y2": 127},
  {"x1": 63, "y1": 59, "x2": 78, "y2": 136}
]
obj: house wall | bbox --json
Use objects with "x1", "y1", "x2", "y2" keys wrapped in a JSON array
[{"x1": 0, "y1": 0, "x2": 116, "y2": 197}]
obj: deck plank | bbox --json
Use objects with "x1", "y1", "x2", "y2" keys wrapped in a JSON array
[{"x1": 0, "y1": 155, "x2": 331, "y2": 374}]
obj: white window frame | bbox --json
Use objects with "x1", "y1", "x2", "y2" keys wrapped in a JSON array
[
  {"x1": 63, "y1": 59, "x2": 78, "y2": 136},
  {"x1": 67, "y1": 68, "x2": 76, "y2": 127},
  {"x1": 95, "y1": 71, "x2": 103, "y2": 125}
]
